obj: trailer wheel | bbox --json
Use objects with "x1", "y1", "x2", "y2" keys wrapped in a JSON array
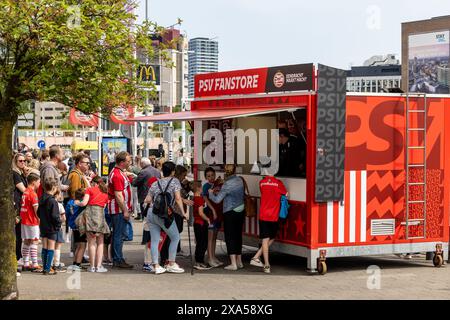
[
  {"x1": 433, "y1": 254, "x2": 443, "y2": 268},
  {"x1": 317, "y1": 261, "x2": 327, "y2": 275}
]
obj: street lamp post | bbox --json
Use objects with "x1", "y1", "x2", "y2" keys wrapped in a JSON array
[{"x1": 143, "y1": 0, "x2": 149, "y2": 157}]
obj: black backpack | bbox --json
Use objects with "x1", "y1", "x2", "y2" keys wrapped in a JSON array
[{"x1": 152, "y1": 178, "x2": 174, "y2": 218}]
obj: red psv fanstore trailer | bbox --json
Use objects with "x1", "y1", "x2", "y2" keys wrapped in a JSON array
[{"x1": 134, "y1": 63, "x2": 450, "y2": 274}]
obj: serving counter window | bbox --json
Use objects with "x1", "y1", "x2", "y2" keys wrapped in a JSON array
[{"x1": 198, "y1": 108, "x2": 307, "y2": 180}]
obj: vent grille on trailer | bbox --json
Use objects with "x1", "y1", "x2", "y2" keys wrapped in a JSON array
[{"x1": 371, "y1": 219, "x2": 395, "y2": 236}]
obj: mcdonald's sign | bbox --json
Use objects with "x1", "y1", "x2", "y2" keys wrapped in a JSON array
[{"x1": 137, "y1": 64, "x2": 160, "y2": 84}]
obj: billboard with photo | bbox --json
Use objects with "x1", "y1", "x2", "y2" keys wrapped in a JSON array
[
  {"x1": 408, "y1": 30, "x2": 450, "y2": 94},
  {"x1": 101, "y1": 137, "x2": 128, "y2": 176}
]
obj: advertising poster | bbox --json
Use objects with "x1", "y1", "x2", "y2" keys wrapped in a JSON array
[
  {"x1": 101, "y1": 137, "x2": 128, "y2": 176},
  {"x1": 409, "y1": 31, "x2": 450, "y2": 93}
]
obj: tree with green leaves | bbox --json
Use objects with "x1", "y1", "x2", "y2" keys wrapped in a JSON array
[{"x1": 0, "y1": 0, "x2": 170, "y2": 299}]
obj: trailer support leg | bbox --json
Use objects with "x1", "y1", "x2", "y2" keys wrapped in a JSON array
[
  {"x1": 306, "y1": 250, "x2": 319, "y2": 274},
  {"x1": 307, "y1": 250, "x2": 328, "y2": 275}
]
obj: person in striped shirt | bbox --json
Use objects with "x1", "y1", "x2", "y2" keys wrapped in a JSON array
[{"x1": 108, "y1": 151, "x2": 134, "y2": 269}]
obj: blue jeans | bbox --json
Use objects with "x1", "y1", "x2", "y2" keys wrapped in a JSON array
[
  {"x1": 112, "y1": 213, "x2": 126, "y2": 264},
  {"x1": 148, "y1": 213, "x2": 180, "y2": 265}
]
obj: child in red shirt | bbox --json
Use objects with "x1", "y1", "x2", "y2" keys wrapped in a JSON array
[
  {"x1": 193, "y1": 181, "x2": 213, "y2": 270},
  {"x1": 75, "y1": 176, "x2": 110, "y2": 273},
  {"x1": 20, "y1": 173, "x2": 41, "y2": 272}
]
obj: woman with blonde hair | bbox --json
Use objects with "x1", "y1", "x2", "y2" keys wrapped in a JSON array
[
  {"x1": 28, "y1": 158, "x2": 41, "y2": 171},
  {"x1": 12, "y1": 153, "x2": 30, "y2": 264},
  {"x1": 208, "y1": 164, "x2": 246, "y2": 271}
]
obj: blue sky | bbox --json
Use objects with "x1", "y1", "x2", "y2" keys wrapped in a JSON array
[{"x1": 136, "y1": 0, "x2": 449, "y2": 71}]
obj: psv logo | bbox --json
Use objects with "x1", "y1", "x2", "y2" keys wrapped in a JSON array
[{"x1": 273, "y1": 71, "x2": 285, "y2": 88}]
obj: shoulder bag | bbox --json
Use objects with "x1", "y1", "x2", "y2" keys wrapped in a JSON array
[{"x1": 240, "y1": 177, "x2": 257, "y2": 218}]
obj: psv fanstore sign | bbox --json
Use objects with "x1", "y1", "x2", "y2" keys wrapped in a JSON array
[{"x1": 194, "y1": 63, "x2": 314, "y2": 98}]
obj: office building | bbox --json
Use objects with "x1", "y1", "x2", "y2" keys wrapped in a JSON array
[
  {"x1": 346, "y1": 57, "x2": 402, "y2": 93},
  {"x1": 137, "y1": 28, "x2": 189, "y2": 113}
]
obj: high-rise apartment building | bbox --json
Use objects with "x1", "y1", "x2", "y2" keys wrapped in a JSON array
[{"x1": 188, "y1": 37, "x2": 219, "y2": 98}]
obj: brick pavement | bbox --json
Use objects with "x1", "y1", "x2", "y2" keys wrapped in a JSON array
[{"x1": 17, "y1": 220, "x2": 450, "y2": 300}]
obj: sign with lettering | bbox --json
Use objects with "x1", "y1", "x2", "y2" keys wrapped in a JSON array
[
  {"x1": 315, "y1": 64, "x2": 347, "y2": 202},
  {"x1": 194, "y1": 64, "x2": 314, "y2": 98},
  {"x1": 137, "y1": 64, "x2": 160, "y2": 84}
]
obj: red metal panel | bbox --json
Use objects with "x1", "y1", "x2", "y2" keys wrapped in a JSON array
[{"x1": 192, "y1": 94, "x2": 310, "y2": 110}]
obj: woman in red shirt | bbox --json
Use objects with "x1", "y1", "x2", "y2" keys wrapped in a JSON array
[{"x1": 76, "y1": 176, "x2": 110, "y2": 273}]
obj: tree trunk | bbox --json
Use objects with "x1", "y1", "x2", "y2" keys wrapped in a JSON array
[{"x1": 0, "y1": 118, "x2": 18, "y2": 300}]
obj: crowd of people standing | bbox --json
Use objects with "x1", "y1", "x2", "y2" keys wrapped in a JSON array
[{"x1": 12, "y1": 144, "x2": 288, "y2": 277}]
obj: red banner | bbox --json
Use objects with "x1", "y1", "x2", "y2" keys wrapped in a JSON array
[
  {"x1": 194, "y1": 64, "x2": 314, "y2": 98},
  {"x1": 110, "y1": 106, "x2": 135, "y2": 125},
  {"x1": 69, "y1": 108, "x2": 99, "y2": 127}
]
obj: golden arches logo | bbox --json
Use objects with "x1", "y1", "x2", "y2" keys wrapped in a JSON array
[{"x1": 139, "y1": 65, "x2": 157, "y2": 82}]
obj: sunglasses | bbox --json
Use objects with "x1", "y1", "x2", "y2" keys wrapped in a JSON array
[
  {"x1": 81, "y1": 161, "x2": 91, "y2": 165},
  {"x1": 17, "y1": 160, "x2": 26, "y2": 163}
]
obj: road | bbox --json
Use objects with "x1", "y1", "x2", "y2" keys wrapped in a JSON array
[{"x1": 17, "y1": 220, "x2": 450, "y2": 300}]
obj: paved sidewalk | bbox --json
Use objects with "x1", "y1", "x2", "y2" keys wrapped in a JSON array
[{"x1": 17, "y1": 221, "x2": 450, "y2": 300}]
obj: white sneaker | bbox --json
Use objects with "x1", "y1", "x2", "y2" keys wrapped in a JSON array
[
  {"x1": 67, "y1": 265, "x2": 82, "y2": 271},
  {"x1": 207, "y1": 260, "x2": 219, "y2": 268},
  {"x1": 16, "y1": 272, "x2": 21, "y2": 277},
  {"x1": 96, "y1": 266, "x2": 108, "y2": 273},
  {"x1": 154, "y1": 265, "x2": 166, "y2": 275},
  {"x1": 224, "y1": 264, "x2": 238, "y2": 271},
  {"x1": 88, "y1": 267, "x2": 96, "y2": 273},
  {"x1": 165, "y1": 263, "x2": 185, "y2": 273},
  {"x1": 17, "y1": 258, "x2": 24, "y2": 266},
  {"x1": 250, "y1": 258, "x2": 264, "y2": 268},
  {"x1": 213, "y1": 259, "x2": 224, "y2": 267}
]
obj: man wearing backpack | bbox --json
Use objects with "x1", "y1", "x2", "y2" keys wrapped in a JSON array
[
  {"x1": 108, "y1": 151, "x2": 134, "y2": 269},
  {"x1": 144, "y1": 161, "x2": 189, "y2": 274},
  {"x1": 250, "y1": 166, "x2": 287, "y2": 274}
]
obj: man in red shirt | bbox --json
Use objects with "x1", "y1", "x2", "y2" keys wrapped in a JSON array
[
  {"x1": 108, "y1": 151, "x2": 133, "y2": 269},
  {"x1": 20, "y1": 173, "x2": 42, "y2": 271},
  {"x1": 250, "y1": 168, "x2": 287, "y2": 274}
]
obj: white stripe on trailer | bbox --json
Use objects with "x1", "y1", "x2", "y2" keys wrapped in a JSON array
[
  {"x1": 360, "y1": 170, "x2": 367, "y2": 242},
  {"x1": 327, "y1": 201, "x2": 334, "y2": 244},
  {"x1": 338, "y1": 199, "x2": 345, "y2": 243},
  {"x1": 350, "y1": 171, "x2": 356, "y2": 243}
]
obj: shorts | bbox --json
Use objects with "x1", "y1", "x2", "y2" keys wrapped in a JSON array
[
  {"x1": 41, "y1": 232, "x2": 58, "y2": 241},
  {"x1": 56, "y1": 229, "x2": 65, "y2": 244},
  {"x1": 73, "y1": 229, "x2": 87, "y2": 243},
  {"x1": 21, "y1": 225, "x2": 40, "y2": 241},
  {"x1": 141, "y1": 230, "x2": 151, "y2": 245},
  {"x1": 259, "y1": 220, "x2": 279, "y2": 240}
]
